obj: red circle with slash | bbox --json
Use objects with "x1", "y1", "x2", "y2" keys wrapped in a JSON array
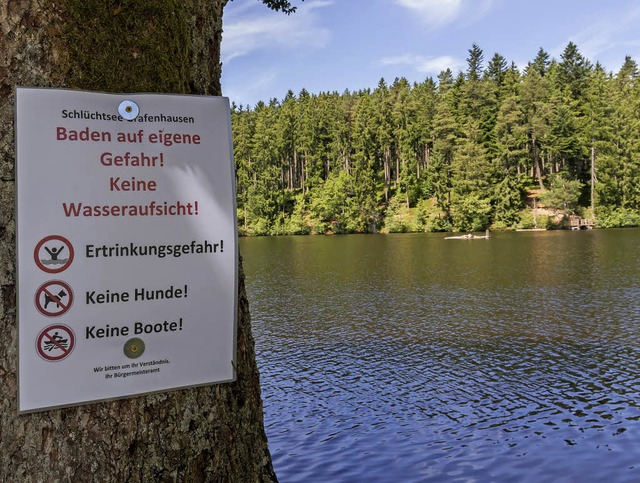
[
  {"x1": 35, "y1": 280, "x2": 74, "y2": 317},
  {"x1": 36, "y1": 324, "x2": 75, "y2": 362}
]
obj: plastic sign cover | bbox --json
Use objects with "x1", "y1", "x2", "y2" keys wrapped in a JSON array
[{"x1": 16, "y1": 88, "x2": 238, "y2": 412}]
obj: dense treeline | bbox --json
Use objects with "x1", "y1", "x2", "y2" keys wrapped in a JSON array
[{"x1": 231, "y1": 43, "x2": 640, "y2": 235}]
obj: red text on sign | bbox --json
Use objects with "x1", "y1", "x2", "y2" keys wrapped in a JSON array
[
  {"x1": 110, "y1": 177, "x2": 157, "y2": 192},
  {"x1": 57, "y1": 127, "x2": 111, "y2": 142}
]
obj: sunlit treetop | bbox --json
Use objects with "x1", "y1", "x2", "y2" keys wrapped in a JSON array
[
  {"x1": 264, "y1": 0, "x2": 302, "y2": 13},
  {"x1": 229, "y1": 0, "x2": 303, "y2": 14}
]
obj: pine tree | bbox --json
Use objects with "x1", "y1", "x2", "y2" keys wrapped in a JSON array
[
  {"x1": 466, "y1": 43, "x2": 485, "y2": 82},
  {"x1": 494, "y1": 94, "x2": 529, "y2": 175},
  {"x1": 527, "y1": 48, "x2": 551, "y2": 77},
  {"x1": 608, "y1": 58, "x2": 640, "y2": 210},
  {"x1": 557, "y1": 42, "x2": 592, "y2": 99},
  {"x1": 230, "y1": 40, "x2": 639, "y2": 233},
  {"x1": 232, "y1": 104, "x2": 257, "y2": 231},
  {"x1": 351, "y1": 92, "x2": 383, "y2": 232},
  {"x1": 391, "y1": 77, "x2": 420, "y2": 207},
  {"x1": 427, "y1": 70, "x2": 460, "y2": 218},
  {"x1": 485, "y1": 53, "x2": 508, "y2": 87},
  {"x1": 521, "y1": 69, "x2": 552, "y2": 188}
]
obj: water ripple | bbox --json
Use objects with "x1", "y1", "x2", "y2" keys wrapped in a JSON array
[{"x1": 242, "y1": 231, "x2": 640, "y2": 482}]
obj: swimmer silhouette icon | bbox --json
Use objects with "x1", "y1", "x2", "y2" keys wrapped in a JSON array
[{"x1": 34, "y1": 235, "x2": 74, "y2": 273}]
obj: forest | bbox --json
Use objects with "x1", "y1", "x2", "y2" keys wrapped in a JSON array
[{"x1": 231, "y1": 43, "x2": 640, "y2": 235}]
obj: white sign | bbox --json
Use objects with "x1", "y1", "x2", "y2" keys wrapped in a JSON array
[{"x1": 16, "y1": 88, "x2": 238, "y2": 413}]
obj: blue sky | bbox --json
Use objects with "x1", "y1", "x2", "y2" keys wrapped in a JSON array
[{"x1": 221, "y1": 0, "x2": 640, "y2": 108}]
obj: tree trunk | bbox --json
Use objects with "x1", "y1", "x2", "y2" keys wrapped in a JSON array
[
  {"x1": 383, "y1": 147, "x2": 390, "y2": 202},
  {"x1": 531, "y1": 133, "x2": 545, "y2": 190},
  {"x1": 1, "y1": 1, "x2": 276, "y2": 481}
]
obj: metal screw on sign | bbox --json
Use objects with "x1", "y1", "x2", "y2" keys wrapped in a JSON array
[
  {"x1": 118, "y1": 100, "x2": 139, "y2": 120},
  {"x1": 124, "y1": 337, "x2": 145, "y2": 359}
]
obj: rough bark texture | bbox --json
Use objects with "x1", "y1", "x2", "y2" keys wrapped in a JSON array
[{"x1": 0, "y1": 1, "x2": 277, "y2": 481}]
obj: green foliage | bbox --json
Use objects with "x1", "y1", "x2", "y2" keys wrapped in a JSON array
[
  {"x1": 450, "y1": 194, "x2": 493, "y2": 232},
  {"x1": 417, "y1": 198, "x2": 450, "y2": 232},
  {"x1": 232, "y1": 43, "x2": 640, "y2": 235},
  {"x1": 595, "y1": 209, "x2": 640, "y2": 228},
  {"x1": 382, "y1": 195, "x2": 423, "y2": 233},
  {"x1": 309, "y1": 170, "x2": 352, "y2": 233},
  {"x1": 229, "y1": 0, "x2": 303, "y2": 14},
  {"x1": 517, "y1": 210, "x2": 553, "y2": 230},
  {"x1": 493, "y1": 176, "x2": 525, "y2": 227},
  {"x1": 539, "y1": 173, "x2": 584, "y2": 211}
]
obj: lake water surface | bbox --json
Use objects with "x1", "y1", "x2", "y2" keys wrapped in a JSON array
[{"x1": 240, "y1": 229, "x2": 640, "y2": 482}]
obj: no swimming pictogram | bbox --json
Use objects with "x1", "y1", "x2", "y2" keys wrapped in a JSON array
[
  {"x1": 35, "y1": 280, "x2": 74, "y2": 317},
  {"x1": 36, "y1": 324, "x2": 75, "y2": 362},
  {"x1": 34, "y1": 235, "x2": 74, "y2": 273}
]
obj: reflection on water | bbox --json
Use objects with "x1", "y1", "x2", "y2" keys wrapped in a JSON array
[{"x1": 240, "y1": 229, "x2": 640, "y2": 482}]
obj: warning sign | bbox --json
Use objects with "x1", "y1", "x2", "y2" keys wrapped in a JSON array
[
  {"x1": 36, "y1": 324, "x2": 75, "y2": 361},
  {"x1": 16, "y1": 88, "x2": 238, "y2": 413},
  {"x1": 34, "y1": 235, "x2": 74, "y2": 273},
  {"x1": 35, "y1": 280, "x2": 74, "y2": 317}
]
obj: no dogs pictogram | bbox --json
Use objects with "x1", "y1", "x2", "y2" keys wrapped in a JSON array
[
  {"x1": 35, "y1": 280, "x2": 74, "y2": 317},
  {"x1": 36, "y1": 324, "x2": 75, "y2": 361},
  {"x1": 34, "y1": 235, "x2": 74, "y2": 273}
]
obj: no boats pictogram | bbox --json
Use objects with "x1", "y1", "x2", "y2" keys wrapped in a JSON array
[
  {"x1": 36, "y1": 324, "x2": 75, "y2": 361},
  {"x1": 34, "y1": 235, "x2": 74, "y2": 273},
  {"x1": 35, "y1": 280, "x2": 74, "y2": 317}
]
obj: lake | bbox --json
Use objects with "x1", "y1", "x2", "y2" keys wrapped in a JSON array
[{"x1": 239, "y1": 229, "x2": 640, "y2": 482}]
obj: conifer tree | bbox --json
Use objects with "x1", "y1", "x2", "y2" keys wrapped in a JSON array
[
  {"x1": 527, "y1": 48, "x2": 551, "y2": 77},
  {"x1": 228, "y1": 42, "x2": 640, "y2": 233}
]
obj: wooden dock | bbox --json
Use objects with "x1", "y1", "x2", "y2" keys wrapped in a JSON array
[{"x1": 567, "y1": 215, "x2": 594, "y2": 230}]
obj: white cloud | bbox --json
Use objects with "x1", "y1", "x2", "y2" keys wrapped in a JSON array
[
  {"x1": 546, "y1": 4, "x2": 640, "y2": 70},
  {"x1": 394, "y1": 0, "x2": 462, "y2": 26},
  {"x1": 222, "y1": 0, "x2": 333, "y2": 64},
  {"x1": 380, "y1": 53, "x2": 466, "y2": 75},
  {"x1": 393, "y1": 0, "x2": 495, "y2": 28},
  {"x1": 569, "y1": 7, "x2": 640, "y2": 60}
]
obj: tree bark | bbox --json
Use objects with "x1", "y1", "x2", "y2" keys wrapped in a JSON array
[{"x1": 1, "y1": 1, "x2": 276, "y2": 481}]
